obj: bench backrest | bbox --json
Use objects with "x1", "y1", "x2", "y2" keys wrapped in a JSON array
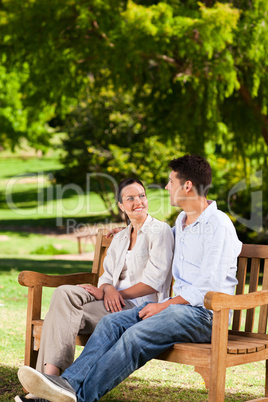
[
  {"x1": 92, "y1": 229, "x2": 112, "y2": 278},
  {"x1": 94, "y1": 230, "x2": 268, "y2": 336},
  {"x1": 231, "y1": 244, "x2": 268, "y2": 336}
]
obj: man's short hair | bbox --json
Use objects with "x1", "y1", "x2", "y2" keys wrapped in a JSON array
[{"x1": 168, "y1": 154, "x2": 212, "y2": 197}]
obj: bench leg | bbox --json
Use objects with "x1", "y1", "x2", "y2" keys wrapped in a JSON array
[
  {"x1": 208, "y1": 309, "x2": 229, "y2": 402},
  {"x1": 195, "y1": 366, "x2": 210, "y2": 389},
  {"x1": 208, "y1": 366, "x2": 226, "y2": 402},
  {"x1": 264, "y1": 360, "x2": 268, "y2": 396},
  {"x1": 24, "y1": 286, "x2": 42, "y2": 368}
]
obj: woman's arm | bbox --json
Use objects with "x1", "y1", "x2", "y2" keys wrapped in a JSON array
[
  {"x1": 79, "y1": 283, "x2": 128, "y2": 313},
  {"x1": 119, "y1": 282, "x2": 157, "y2": 300},
  {"x1": 101, "y1": 284, "x2": 126, "y2": 312},
  {"x1": 138, "y1": 223, "x2": 174, "y2": 296}
]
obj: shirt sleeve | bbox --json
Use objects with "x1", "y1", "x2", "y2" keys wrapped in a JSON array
[
  {"x1": 140, "y1": 223, "x2": 174, "y2": 292},
  {"x1": 177, "y1": 225, "x2": 242, "y2": 306}
]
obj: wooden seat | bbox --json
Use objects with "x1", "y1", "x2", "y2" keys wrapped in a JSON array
[{"x1": 18, "y1": 230, "x2": 268, "y2": 401}]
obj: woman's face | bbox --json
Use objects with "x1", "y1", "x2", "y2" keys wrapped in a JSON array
[{"x1": 119, "y1": 183, "x2": 148, "y2": 222}]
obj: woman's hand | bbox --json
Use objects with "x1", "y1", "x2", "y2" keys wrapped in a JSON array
[
  {"x1": 78, "y1": 284, "x2": 104, "y2": 300},
  {"x1": 103, "y1": 285, "x2": 126, "y2": 312},
  {"x1": 138, "y1": 303, "x2": 166, "y2": 320}
]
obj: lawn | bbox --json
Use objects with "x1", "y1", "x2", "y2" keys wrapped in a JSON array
[
  {"x1": 0, "y1": 151, "x2": 267, "y2": 401},
  {"x1": 0, "y1": 267, "x2": 266, "y2": 401},
  {"x1": 0, "y1": 151, "x2": 175, "y2": 230}
]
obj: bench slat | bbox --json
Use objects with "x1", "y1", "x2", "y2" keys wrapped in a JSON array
[
  {"x1": 245, "y1": 258, "x2": 260, "y2": 332},
  {"x1": 227, "y1": 335, "x2": 268, "y2": 354},
  {"x1": 232, "y1": 257, "x2": 247, "y2": 331},
  {"x1": 259, "y1": 259, "x2": 268, "y2": 334}
]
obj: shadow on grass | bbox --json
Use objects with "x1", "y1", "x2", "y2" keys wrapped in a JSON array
[
  {"x1": 0, "y1": 258, "x2": 92, "y2": 275},
  {"x1": 0, "y1": 366, "x2": 209, "y2": 402},
  {"x1": 0, "y1": 364, "x2": 22, "y2": 401},
  {"x1": 102, "y1": 374, "x2": 262, "y2": 402},
  {"x1": 1, "y1": 168, "x2": 63, "y2": 181},
  {"x1": 0, "y1": 214, "x2": 112, "y2": 231},
  {"x1": 0, "y1": 365, "x2": 262, "y2": 402}
]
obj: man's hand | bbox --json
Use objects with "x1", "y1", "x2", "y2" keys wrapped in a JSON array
[
  {"x1": 78, "y1": 284, "x2": 104, "y2": 300},
  {"x1": 103, "y1": 285, "x2": 126, "y2": 312},
  {"x1": 105, "y1": 227, "x2": 125, "y2": 238},
  {"x1": 139, "y1": 303, "x2": 166, "y2": 320}
]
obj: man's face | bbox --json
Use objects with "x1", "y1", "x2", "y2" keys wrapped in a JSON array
[{"x1": 165, "y1": 171, "x2": 186, "y2": 207}]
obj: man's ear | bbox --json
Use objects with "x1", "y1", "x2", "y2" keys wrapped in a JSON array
[{"x1": 185, "y1": 181, "x2": 193, "y2": 192}]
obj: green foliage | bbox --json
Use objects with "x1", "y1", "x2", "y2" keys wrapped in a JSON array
[
  {"x1": 0, "y1": 65, "x2": 27, "y2": 149},
  {"x1": 1, "y1": 0, "x2": 268, "y2": 150},
  {"x1": 55, "y1": 88, "x2": 184, "y2": 217},
  {"x1": 0, "y1": 62, "x2": 56, "y2": 150},
  {"x1": 30, "y1": 244, "x2": 69, "y2": 255},
  {"x1": 57, "y1": 89, "x2": 182, "y2": 184}
]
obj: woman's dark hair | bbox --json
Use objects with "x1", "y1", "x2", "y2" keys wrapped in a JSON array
[
  {"x1": 117, "y1": 178, "x2": 146, "y2": 225},
  {"x1": 168, "y1": 154, "x2": 212, "y2": 196}
]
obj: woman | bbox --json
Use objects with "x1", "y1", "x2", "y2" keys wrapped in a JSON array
[{"x1": 35, "y1": 178, "x2": 174, "y2": 377}]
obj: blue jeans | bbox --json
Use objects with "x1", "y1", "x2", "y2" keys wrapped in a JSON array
[{"x1": 62, "y1": 302, "x2": 213, "y2": 402}]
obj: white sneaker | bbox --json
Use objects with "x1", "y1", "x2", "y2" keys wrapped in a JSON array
[{"x1": 17, "y1": 366, "x2": 76, "y2": 402}]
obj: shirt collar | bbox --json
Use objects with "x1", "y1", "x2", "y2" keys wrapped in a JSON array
[
  {"x1": 121, "y1": 214, "x2": 152, "y2": 239},
  {"x1": 195, "y1": 200, "x2": 217, "y2": 225},
  {"x1": 178, "y1": 200, "x2": 217, "y2": 229}
]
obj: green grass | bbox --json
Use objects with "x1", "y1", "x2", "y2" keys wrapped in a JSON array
[
  {"x1": 0, "y1": 231, "x2": 92, "y2": 256},
  {"x1": 0, "y1": 152, "x2": 110, "y2": 228},
  {"x1": 0, "y1": 269, "x2": 267, "y2": 401},
  {"x1": 0, "y1": 153, "x2": 175, "y2": 232}
]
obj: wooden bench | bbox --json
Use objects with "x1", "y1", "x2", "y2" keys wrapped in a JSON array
[
  {"x1": 74, "y1": 229, "x2": 97, "y2": 254},
  {"x1": 18, "y1": 229, "x2": 268, "y2": 402}
]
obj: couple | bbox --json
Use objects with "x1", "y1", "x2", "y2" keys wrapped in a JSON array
[{"x1": 16, "y1": 154, "x2": 242, "y2": 402}]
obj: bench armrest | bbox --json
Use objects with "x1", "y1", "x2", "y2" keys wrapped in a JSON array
[
  {"x1": 204, "y1": 289, "x2": 268, "y2": 311},
  {"x1": 18, "y1": 270, "x2": 98, "y2": 288}
]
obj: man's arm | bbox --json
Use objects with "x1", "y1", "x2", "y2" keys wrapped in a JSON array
[
  {"x1": 176, "y1": 225, "x2": 241, "y2": 307},
  {"x1": 139, "y1": 295, "x2": 189, "y2": 320}
]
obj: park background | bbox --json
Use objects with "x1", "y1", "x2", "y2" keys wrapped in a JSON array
[{"x1": 0, "y1": 0, "x2": 268, "y2": 400}]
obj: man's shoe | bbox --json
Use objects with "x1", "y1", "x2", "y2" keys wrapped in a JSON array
[
  {"x1": 17, "y1": 366, "x2": 76, "y2": 402},
  {"x1": 15, "y1": 397, "x2": 50, "y2": 402}
]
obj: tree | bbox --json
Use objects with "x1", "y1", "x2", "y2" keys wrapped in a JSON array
[
  {"x1": 55, "y1": 87, "x2": 181, "y2": 218},
  {"x1": 2, "y1": 0, "x2": 268, "y2": 152},
  {"x1": 1, "y1": 0, "x2": 267, "y2": 238}
]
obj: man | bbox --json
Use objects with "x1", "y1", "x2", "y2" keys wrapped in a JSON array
[{"x1": 16, "y1": 154, "x2": 242, "y2": 402}]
